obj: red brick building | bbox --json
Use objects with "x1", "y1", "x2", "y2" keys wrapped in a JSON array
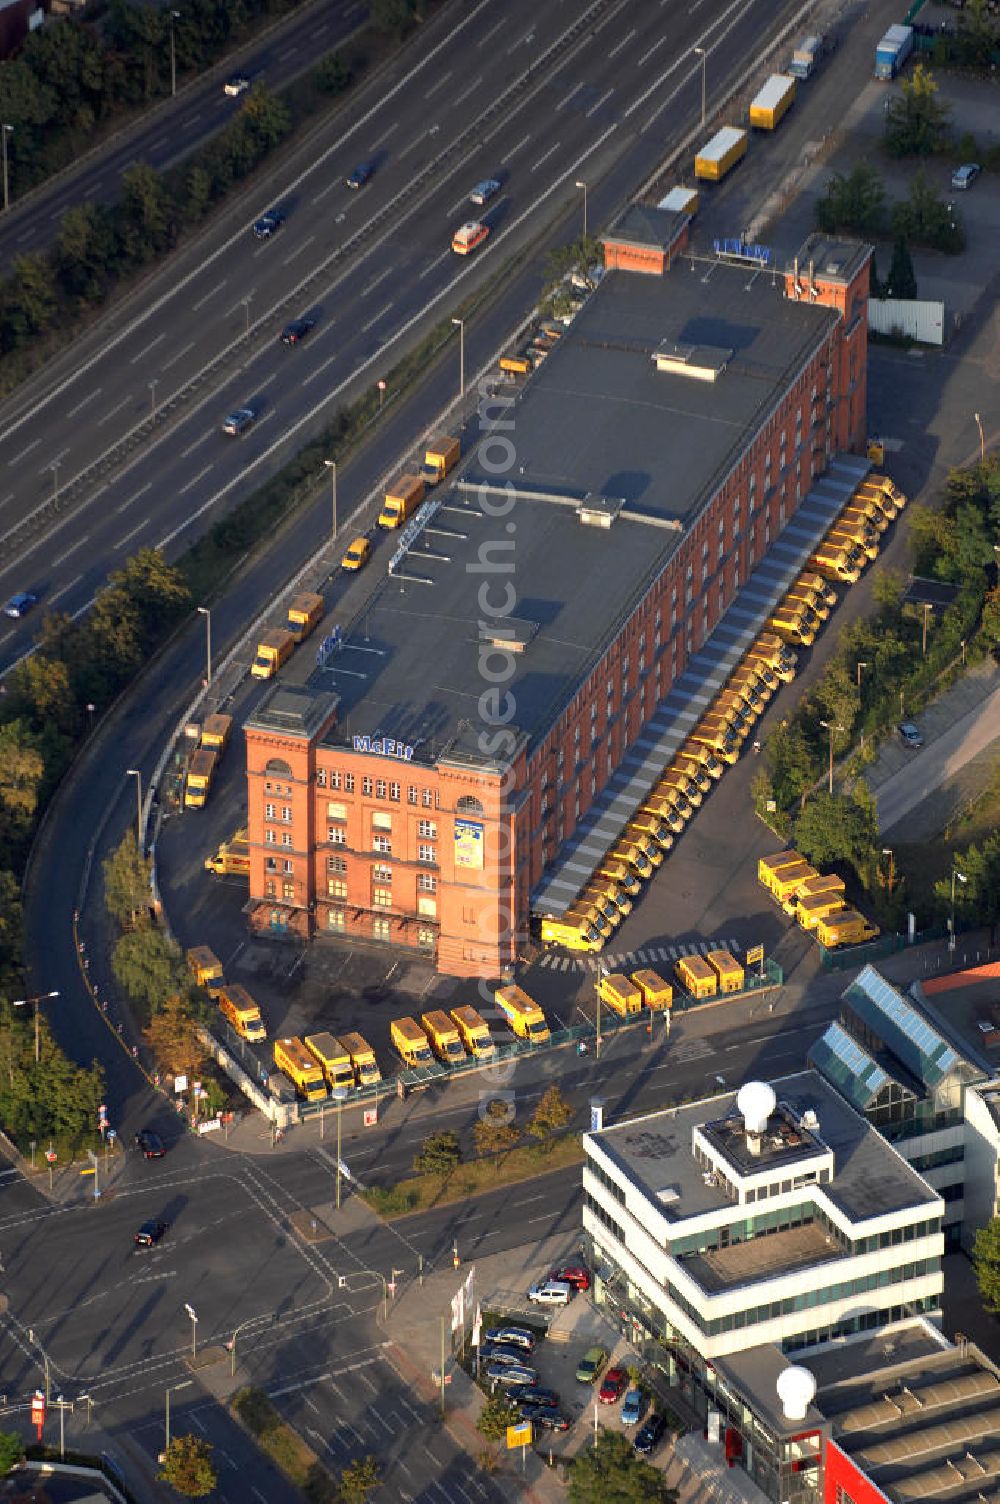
[{"x1": 244, "y1": 224, "x2": 871, "y2": 978}]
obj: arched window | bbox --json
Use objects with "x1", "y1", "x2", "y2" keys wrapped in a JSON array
[
  {"x1": 265, "y1": 758, "x2": 293, "y2": 778},
  {"x1": 456, "y1": 795, "x2": 484, "y2": 816}
]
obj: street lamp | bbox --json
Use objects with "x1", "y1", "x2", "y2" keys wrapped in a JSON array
[
  {"x1": 12, "y1": 991, "x2": 59, "y2": 1065},
  {"x1": 818, "y1": 720, "x2": 844, "y2": 795},
  {"x1": 595, "y1": 964, "x2": 606, "y2": 1060},
  {"x1": 451, "y1": 317, "x2": 464, "y2": 400},
  {"x1": 1, "y1": 124, "x2": 12, "y2": 213},
  {"x1": 165, "y1": 1379, "x2": 193, "y2": 1451},
  {"x1": 975, "y1": 411, "x2": 985, "y2": 465},
  {"x1": 575, "y1": 179, "x2": 587, "y2": 241},
  {"x1": 51, "y1": 461, "x2": 60, "y2": 505},
  {"x1": 27, "y1": 1328, "x2": 51, "y2": 1403},
  {"x1": 196, "y1": 605, "x2": 212, "y2": 685},
  {"x1": 331, "y1": 1086, "x2": 349, "y2": 1209},
  {"x1": 184, "y1": 1303, "x2": 198, "y2": 1360},
  {"x1": 881, "y1": 847, "x2": 895, "y2": 895},
  {"x1": 168, "y1": 9, "x2": 181, "y2": 97},
  {"x1": 228, "y1": 1316, "x2": 257, "y2": 1377},
  {"x1": 149, "y1": 379, "x2": 157, "y2": 421},
  {"x1": 950, "y1": 869, "x2": 967, "y2": 953},
  {"x1": 324, "y1": 458, "x2": 337, "y2": 542},
  {"x1": 921, "y1": 601, "x2": 933, "y2": 656},
  {"x1": 241, "y1": 294, "x2": 252, "y2": 340},
  {"x1": 856, "y1": 660, "x2": 868, "y2": 689},
  {"x1": 693, "y1": 46, "x2": 707, "y2": 127},
  {"x1": 126, "y1": 768, "x2": 142, "y2": 845}
]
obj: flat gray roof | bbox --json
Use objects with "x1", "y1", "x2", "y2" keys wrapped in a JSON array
[
  {"x1": 303, "y1": 259, "x2": 837, "y2": 765},
  {"x1": 588, "y1": 1070, "x2": 940, "y2": 1226}
]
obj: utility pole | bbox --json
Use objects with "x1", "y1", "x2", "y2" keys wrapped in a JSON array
[
  {"x1": 324, "y1": 459, "x2": 337, "y2": 542},
  {"x1": 1, "y1": 125, "x2": 12, "y2": 213}
]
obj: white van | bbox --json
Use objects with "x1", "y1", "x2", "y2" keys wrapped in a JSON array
[{"x1": 527, "y1": 1279, "x2": 572, "y2": 1306}]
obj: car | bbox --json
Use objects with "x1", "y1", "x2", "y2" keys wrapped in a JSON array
[
  {"x1": 511, "y1": 1386, "x2": 559, "y2": 1409},
  {"x1": 898, "y1": 722, "x2": 924, "y2": 749},
  {"x1": 575, "y1": 1346, "x2": 607, "y2": 1385},
  {"x1": 599, "y1": 1366, "x2": 628, "y2": 1404},
  {"x1": 341, "y1": 537, "x2": 371, "y2": 572},
  {"x1": 135, "y1": 1129, "x2": 165, "y2": 1159},
  {"x1": 134, "y1": 1220, "x2": 166, "y2": 1249},
  {"x1": 634, "y1": 1412, "x2": 666, "y2": 1456},
  {"x1": 951, "y1": 163, "x2": 980, "y2": 190},
  {"x1": 527, "y1": 1279, "x2": 572, "y2": 1306},
  {"x1": 550, "y1": 1264, "x2": 590, "y2": 1291},
  {"x1": 5, "y1": 592, "x2": 38, "y2": 618},
  {"x1": 253, "y1": 209, "x2": 285, "y2": 239},
  {"x1": 524, "y1": 1406, "x2": 570, "y2": 1432},
  {"x1": 485, "y1": 1362, "x2": 536, "y2": 1387},
  {"x1": 481, "y1": 1344, "x2": 530, "y2": 1366},
  {"x1": 281, "y1": 317, "x2": 316, "y2": 346},
  {"x1": 345, "y1": 162, "x2": 373, "y2": 189},
  {"x1": 222, "y1": 408, "x2": 256, "y2": 436},
  {"x1": 622, "y1": 1388, "x2": 646, "y2": 1426},
  {"x1": 484, "y1": 1325, "x2": 535, "y2": 1352},
  {"x1": 224, "y1": 74, "x2": 250, "y2": 97},
  {"x1": 469, "y1": 178, "x2": 501, "y2": 206},
  {"x1": 451, "y1": 220, "x2": 490, "y2": 255}
]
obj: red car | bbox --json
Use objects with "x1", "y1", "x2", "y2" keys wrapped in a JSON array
[
  {"x1": 599, "y1": 1367, "x2": 628, "y2": 1404},
  {"x1": 551, "y1": 1265, "x2": 590, "y2": 1291}
]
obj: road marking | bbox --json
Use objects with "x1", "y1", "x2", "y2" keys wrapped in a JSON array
[
  {"x1": 48, "y1": 574, "x2": 82, "y2": 604},
  {"x1": 371, "y1": 1408, "x2": 395, "y2": 1435},
  {"x1": 556, "y1": 81, "x2": 583, "y2": 112},
  {"x1": 52, "y1": 536, "x2": 88, "y2": 567},
  {"x1": 425, "y1": 70, "x2": 452, "y2": 99},
  {"x1": 278, "y1": 43, "x2": 299, "y2": 59},
  {"x1": 607, "y1": 27, "x2": 636, "y2": 59},
  {"x1": 418, "y1": 248, "x2": 451, "y2": 279},
  {"x1": 283, "y1": 234, "x2": 316, "y2": 264},
  {"x1": 501, "y1": 134, "x2": 530, "y2": 165},
  {"x1": 311, "y1": 180, "x2": 339, "y2": 204},
  {"x1": 118, "y1": 519, "x2": 148, "y2": 548},
  {"x1": 398, "y1": 131, "x2": 427, "y2": 161},
  {"x1": 192, "y1": 280, "x2": 226, "y2": 313},
  {"x1": 8, "y1": 439, "x2": 40, "y2": 465},
  {"x1": 361, "y1": 302, "x2": 393, "y2": 332},
  {"x1": 180, "y1": 433, "x2": 210, "y2": 459},
  {"x1": 251, "y1": 1489, "x2": 268, "y2": 1504},
  {"x1": 99, "y1": 396, "x2": 132, "y2": 426},
  {"x1": 300, "y1": 352, "x2": 340, "y2": 388},
  {"x1": 67, "y1": 388, "x2": 102, "y2": 419},
  {"x1": 183, "y1": 113, "x2": 201, "y2": 128},
  {"x1": 477, "y1": 16, "x2": 504, "y2": 47},
  {"x1": 117, "y1": 481, "x2": 151, "y2": 513},
  {"x1": 130, "y1": 333, "x2": 164, "y2": 364},
  {"x1": 370, "y1": 123, "x2": 399, "y2": 149},
  {"x1": 178, "y1": 463, "x2": 214, "y2": 496},
  {"x1": 303, "y1": 1393, "x2": 320, "y2": 1414},
  {"x1": 362, "y1": 267, "x2": 393, "y2": 297},
  {"x1": 641, "y1": 35, "x2": 667, "y2": 61},
  {"x1": 585, "y1": 87, "x2": 614, "y2": 118},
  {"x1": 453, "y1": 76, "x2": 482, "y2": 106},
  {"x1": 162, "y1": 340, "x2": 196, "y2": 371}
]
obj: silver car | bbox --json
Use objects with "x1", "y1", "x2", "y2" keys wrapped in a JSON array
[{"x1": 951, "y1": 163, "x2": 980, "y2": 191}]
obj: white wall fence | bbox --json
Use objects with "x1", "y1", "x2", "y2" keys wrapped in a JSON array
[{"x1": 868, "y1": 297, "x2": 945, "y2": 346}]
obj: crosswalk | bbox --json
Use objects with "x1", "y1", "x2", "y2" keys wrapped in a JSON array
[{"x1": 534, "y1": 935, "x2": 743, "y2": 974}]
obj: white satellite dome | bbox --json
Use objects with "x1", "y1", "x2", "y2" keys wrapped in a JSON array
[
  {"x1": 737, "y1": 1080, "x2": 776, "y2": 1134},
  {"x1": 776, "y1": 1365, "x2": 817, "y2": 1421}
]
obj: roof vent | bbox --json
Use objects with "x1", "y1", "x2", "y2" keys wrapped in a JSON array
[
  {"x1": 578, "y1": 493, "x2": 625, "y2": 528},
  {"x1": 479, "y1": 616, "x2": 538, "y2": 655},
  {"x1": 652, "y1": 341, "x2": 732, "y2": 382},
  {"x1": 801, "y1": 1108, "x2": 820, "y2": 1131},
  {"x1": 777, "y1": 1365, "x2": 817, "y2": 1421},
  {"x1": 657, "y1": 1186, "x2": 681, "y2": 1206}
]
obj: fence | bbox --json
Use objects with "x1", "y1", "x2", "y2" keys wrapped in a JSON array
[
  {"x1": 818, "y1": 932, "x2": 906, "y2": 971},
  {"x1": 868, "y1": 297, "x2": 944, "y2": 346}
]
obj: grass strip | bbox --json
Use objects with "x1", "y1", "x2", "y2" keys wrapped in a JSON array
[
  {"x1": 232, "y1": 1387, "x2": 336, "y2": 1502},
  {"x1": 359, "y1": 1134, "x2": 585, "y2": 1219}
]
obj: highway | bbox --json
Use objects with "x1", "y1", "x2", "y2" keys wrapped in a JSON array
[
  {"x1": 0, "y1": 0, "x2": 368, "y2": 272},
  {"x1": 0, "y1": 0, "x2": 796, "y2": 670}
]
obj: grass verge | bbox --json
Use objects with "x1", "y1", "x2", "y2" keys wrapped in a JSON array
[
  {"x1": 232, "y1": 1387, "x2": 336, "y2": 1502},
  {"x1": 359, "y1": 1133, "x2": 584, "y2": 1219}
]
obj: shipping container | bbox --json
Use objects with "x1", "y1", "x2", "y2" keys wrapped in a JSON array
[
  {"x1": 706, "y1": 949, "x2": 744, "y2": 994},
  {"x1": 675, "y1": 954, "x2": 718, "y2": 1000},
  {"x1": 657, "y1": 185, "x2": 699, "y2": 214},
  {"x1": 694, "y1": 126, "x2": 748, "y2": 182},
  {"x1": 597, "y1": 973, "x2": 643, "y2": 1017},
  {"x1": 631, "y1": 969, "x2": 673, "y2": 1011},
  {"x1": 749, "y1": 74, "x2": 796, "y2": 131}
]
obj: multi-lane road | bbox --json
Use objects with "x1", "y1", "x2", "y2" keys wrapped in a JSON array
[{"x1": 0, "y1": 0, "x2": 796, "y2": 672}]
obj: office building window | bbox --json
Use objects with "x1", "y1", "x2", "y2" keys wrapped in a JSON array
[
  {"x1": 372, "y1": 916, "x2": 391, "y2": 942},
  {"x1": 422, "y1": 788, "x2": 434, "y2": 807},
  {"x1": 345, "y1": 773, "x2": 355, "y2": 793},
  {"x1": 373, "y1": 835, "x2": 392, "y2": 855},
  {"x1": 417, "y1": 873, "x2": 437, "y2": 892},
  {"x1": 281, "y1": 806, "x2": 292, "y2": 822},
  {"x1": 408, "y1": 785, "x2": 419, "y2": 805},
  {"x1": 316, "y1": 769, "x2": 327, "y2": 788},
  {"x1": 282, "y1": 880, "x2": 295, "y2": 901},
  {"x1": 417, "y1": 844, "x2": 437, "y2": 865},
  {"x1": 418, "y1": 819, "x2": 437, "y2": 839},
  {"x1": 362, "y1": 776, "x2": 373, "y2": 796},
  {"x1": 265, "y1": 878, "x2": 276, "y2": 898},
  {"x1": 281, "y1": 832, "x2": 292, "y2": 847},
  {"x1": 326, "y1": 907, "x2": 345, "y2": 932},
  {"x1": 265, "y1": 803, "x2": 275, "y2": 820},
  {"x1": 372, "y1": 886, "x2": 392, "y2": 909},
  {"x1": 372, "y1": 811, "x2": 392, "y2": 831},
  {"x1": 328, "y1": 827, "x2": 346, "y2": 845},
  {"x1": 329, "y1": 770, "x2": 341, "y2": 790},
  {"x1": 265, "y1": 829, "x2": 275, "y2": 845},
  {"x1": 327, "y1": 878, "x2": 347, "y2": 898},
  {"x1": 373, "y1": 864, "x2": 392, "y2": 883},
  {"x1": 327, "y1": 855, "x2": 346, "y2": 873},
  {"x1": 376, "y1": 779, "x2": 387, "y2": 799},
  {"x1": 327, "y1": 801, "x2": 347, "y2": 821},
  {"x1": 389, "y1": 782, "x2": 400, "y2": 802}
]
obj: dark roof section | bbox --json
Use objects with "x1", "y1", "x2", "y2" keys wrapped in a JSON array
[
  {"x1": 601, "y1": 202, "x2": 687, "y2": 251},
  {"x1": 786, "y1": 231, "x2": 870, "y2": 287},
  {"x1": 246, "y1": 684, "x2": 339, "y2": 742},
  {"x1": 842, "y1": 966, "x2": 971, "y2": 1090},
  {"x1": 903, "y1": 576, "x2": 960, "y2": 609}
]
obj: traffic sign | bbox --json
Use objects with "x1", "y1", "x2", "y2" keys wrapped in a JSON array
[
  {"x1": 507, "y1": 1420, "x2": 532, "y2": 1448},
  {"x1": 746, "y1": 943, "x2": 764, "y2": 967},
  {"x1": 363, "y1": 1107, "x2": 378, "y2": 1128},
  {"x1": 44, "y1": 1149, "x2": 56, "y2": 1164},
  {"x1": 31, "y1": 1391, "x2": 45, "y2": 1438}
]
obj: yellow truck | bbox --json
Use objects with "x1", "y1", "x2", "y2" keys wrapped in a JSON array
[
  {"x1": 628, "y1": 813, "x2": 672, "y2": 855},
  {"x1": 808, "y1": 540, "x2": 863, "y2": 585},
  {"x1": 338, "y1": 1031, "x2": 381, "y2": 1086},
  {"x1": 706, "y1": 949, "x2": 745, "y2": 993},
  {"x1": 205, "y1": 828, "x2": 250, "y2": 877},
  {"x1": 795, "y1": 872, "x2": 846, "y2": 903},
  {"x1": 631, "y1": 969, "x2": 673, "y2": 1011},
  {"x1": 391, "y1": 1016, "x2": 435, "y2": 1068},
  {"x1": 768, "y1": 603, "x2": 817, "y2": 648},
  {"x1": 304, "y1": 1032, "x2": 356, "y2": 1092},
  {"x1": 842, "y1": 493, "x2": 889, "y2": 534},
  {"x1": 495, "y1": 985, "x2": 550, "y2": 1044},
  {"x1": 420, "y1": 435, "x2": 460, "y2": 488},
  {"x1": 420, "y1": 1010, "x2": 466, "y2": 1066},
  {"x1": 251, "y1": 628, "x2": 296, "y2": 680},
  {"x1": 828, "y1": 518, "x2": 878, "y2": 562},
  {"x1": 643, "y1": 793, "x2": 686, "y2": 834},
  {"x1": 758, "y1": 850, "x2": 804, "y2": 892},
  {"x1": 184, "y1": 747, "x2": 218, "y2": 810},
  {"x1": 568, "y1": 901, "x2": 612, "y2": 939},
  {"x1": 611, "y1": 836, "x2": 654, "y2": 880},
  {"x1": 815, "y1": 910, "x2": 879, "y2": 948},
  {"x1": 772, "y1": 862, "x2": 819, "y2": 906},
  {"x1": 786, "y1": 580, "x2": 830, "y2": 622},
  {"x1": 681, "y1": 739, "x2": 724, "y2": 781},
  {"x1": 662, "y1": 765, "x2": 702, "y2": 808},
  {"x1": 598, "y1": 973, "x2": 643, "y2": 1017},
  {"x1": 449, "y1": 1005, "x2": 495, "y2": 1060},
  {"x1": 796, "y1": 891, "x2": 848, "y2": 931},
  {"x1": 747, "y1": 633, "x2": 797, "y2": 683},
  {"x1": 740, "y1": 652, "x2": 780, "y2": 696},
  {"x1": 286, "y1": 592, "x2": 325, "y2": 644},
  {"x1": 690, "y1": 716, "x2": 740, "y2": 764},
  {"x1": 672, "y1": 751, "x2": 713, "y2": 796},
  {"x1": 274, "y1": 1037, "x2": 328, "y2": 1102},
  {"x1": 714, "y1": 688, "x2": 755, "y2": 735},
  {"x1": 499, "y1": 353, "x2": 532, "y2": 377},
  {"x1": 597, "y1": 860, "x2": 641, "y2": 897},
  {"x1": 749, "y1": 73, "x2": 796, "y2": 130},
  {"x1": 675, "y1": 954, "x2": 718, "y2": 1000},
  {"x1": 695, "y1": 125, "x2": 748, "y2": 181},
  {"x1": 727, "y1": 667, "x2": 768, "y2": 713},
  {"x1": 590, "y1": 878, "x2": 631, "y2": 918},
  {"x1": 200, "y1": 713, "x2": 232, "y2": 753},
  {"x1": 379, "y1": 474, "x2": 425, "y2": 529},
  {"x1": 540, "y1": 912, "x2": 603, "y2": 952},
  {"x1": 796, "y1": 571, "x2": 837, "y2": 610},
  {"x1": 218, "y1": 984, "x2": 266, "y2": 1042},
  {"x1": 861, "y1": 473, "x2": 906, "y2": 516},
  {"x1": 585, "y1": 889, "x2": 623, "y2": 928},
  {"x1": 186, "y1": 945, "x2": 224, "y2": 991}
]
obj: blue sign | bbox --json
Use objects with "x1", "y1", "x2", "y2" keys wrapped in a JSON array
[
  {"x1": 713, "y1": 238, "x2": 772, "y2": 266},
  {"x1": 352, "y1": 735, "x2": 414, "y2": 760},
  {"x1": 316, "y1": 625, "x2": 343, "y2": 666}
]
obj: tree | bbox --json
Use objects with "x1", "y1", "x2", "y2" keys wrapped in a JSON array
[
  {"x1": 0, "y1": 1430, "x2": 22, "y2": 1476},
  {"x1": 891, "y1": 168, "x2": 964, "y2": 254},
  {"x1": 413, "y1": 1129, "x2": 460, "y2": 1176},
  {"x1": 0, "y1": 871, "x2": 24, "y2": 993},
  {"x1": 117, "y1": 162, "x2": 174, "y2": 265},
  {"x1": 528, "y1": 1084, "x2": 573, "y2": 1141},
  {"x1": 956, "y1": 0, "x2": 997, "y2": 69},
  {"x1": 476, "y1": 1392, "x2": 520, "y2": 1442},
  {"x1": 815, "y1": 163, "x2": 885, "y2": 236},
  {"x1": 886, "y1": 235, "x2": 917, "y2": 301},
  {"x1": 109, "y1": 548, "x2": 190, "y2": 647},
  {"x1": 145, "y1": 994, "x2": 205, "y2": 1079},
  {"x1": 371, "y1": 0, "x2": 420, "y2": 38},
  {"x1": 5, "y1": 654, "x2": 78, "y2": 739},
  {"x1": 973, "y1": 1218, "x2": 1000, "y2": 1311},
  {"x1": 794, "y1": 787, "x2": 879, "y2": 882},
  {"x1": 544, "y1": 235, "x2": 602, "y2": 294},
  {"x1": 158, "y1": 1434, "x2": 216, "y2": 1498},
  {"x1": 338, "y1": 1454, "x2": 380, "y2": 1503},
  {"x1": 112, "y1": 927, "x2": 183, "y2": 1012},
  {"x1": 3, "y1": 253, "x2": 58, "y2": 345},
  {"x1": 981, "y1": 585, "x2": 1000, "y2": 647},
  {"x1": 103, "y1": 831, "x2": 152, "y2": 930},
  {"x1": 569, "y1": 1428, "x2": 676, "y2": 1503},
  {"x1": 473, "y1": 1102, "x2": 520, "y2": 1159},
  {"x1": 56, "y1": 201, "x2": 117, "y2": 305},
  {"x1": 765, "y1": 718, "x2": 819, "y2": 810},
  {"x1": 885, "y1": 63, "x2": 951, "y2": 156}
]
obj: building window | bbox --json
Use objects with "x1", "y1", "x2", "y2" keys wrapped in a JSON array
[
  {"x1": 326, "y1": 907, "x2": 345, "y2": 931},
  {"x1": 265, "y1": 878, "x2": 276, "y2": 897},
  {"x1": 417, "y1": 895, "x2": 437, "y2": 917},
  {"x1": 376, "y1": 779, "x2": 387, "y2": 799},
  {"x1": 417, "y1": 873, "x2": 437, "y2": 893},
  {"x1": 373, "y1": 835, "x2": 392, "y2": 855},
  {"x1": 327, "y1": 878, "x2": 347, "y2": 898},
  {"x1": 281, "y1": 832, "x2": 292, "y2": 847},
  {"x1": 329, "y1": 770, "x2": 341, "y2": 790},
  {"x1": 362, "y1": 776, "x2": 373, "y2": 796},
  {"x1": 417, "y1": 925, "x2": 436, "y2": 951},
  {"x1": 418, "y1": 819, "x2": 437, "y2": 839},
  {"x1": 372, "y1": 916, "x2": 391, "y2": 942},
  {"x1": 457, "y1": 794, "x2": 484, "y2": 815},
  {"x1": 389, "y1": 781, "x2": 400, "y2": 802},
  {"x1": 328, "y1": 827, "x2": 346, "y2": 845},
  {"x1": 327, "y1": 801, "x2": 347, "y2": 821},
  {"x1": 265, "y1": 829, "x2": 276, "y2": 845},
  {"x1": 316, "y1": 769, "x2": 327, "y2": 788},
  {"x1": 372, "y1": 812, "x2": 392, "y2": 832},
  {"x1": 372, "y1": 886, "x2": 392, "y2": 909},
  {"x1": 422, "y1": 789, "x2": 434, "y2": 807},
  {"x1": 283, "y1": 859, "x2": 294, "y2": 874},
  {"x1": 265, "y1": 803, "x2": 275, "y2": 820},
  {"x1": 408, "y1": 785, "x2": 419, "y2": 805},
  {"x1": 282, "y1": 880, "x2": 295, "y2": 900},
  {"x1": 417, "y1": 844, "x2": 437, "y2": 865},
  {"x1": 281, "y1": 806, "x2": 292, "y2": 822},
  {"x1": 373, "y1": 864, "x2": 392, "y2": 883},
  {"x1": 327, "y1": 855, "x2": 347, "y2": 873},
  {"x1": 345, "y1": 773, "x2": 355, "y2": 793}
]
